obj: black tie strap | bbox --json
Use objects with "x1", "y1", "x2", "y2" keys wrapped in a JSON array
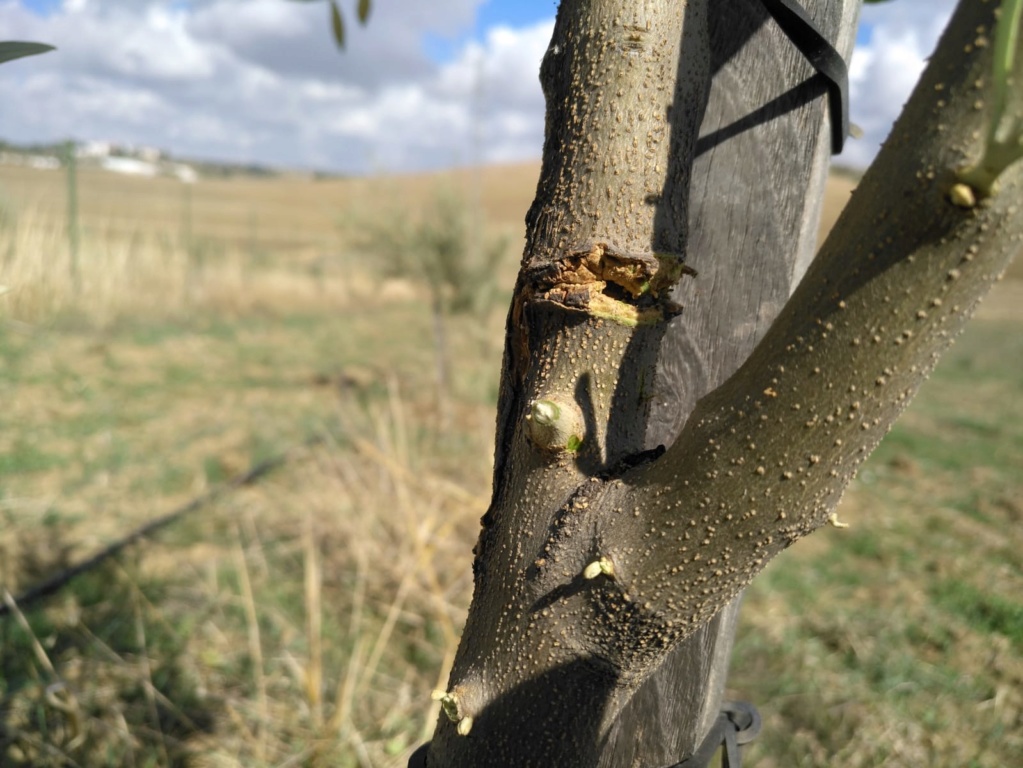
[
  {"x1": 761, "y1": 0, "x2": 850, "y2": 154},
  {"x1": 669, "y1": 700, "x2": 762, "y2": 768}
]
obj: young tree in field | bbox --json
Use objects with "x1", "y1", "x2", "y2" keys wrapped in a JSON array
[
  {"x1": 409, "y1": 0, "x2": 1023, "y2": 766},
  {"x1": 362, "y1": 190, "x2": 508, "y2": 423}
]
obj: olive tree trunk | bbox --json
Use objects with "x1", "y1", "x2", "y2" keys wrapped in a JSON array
[{"x1": 424, "y1": 0, "x2": 1023, "y2": 766}]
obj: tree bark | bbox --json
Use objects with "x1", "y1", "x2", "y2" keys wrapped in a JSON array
[{"x1": 424, "y1": 1, "x2": 1023, "y2": 766}]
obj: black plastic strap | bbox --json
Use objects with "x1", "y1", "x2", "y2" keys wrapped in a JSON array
[
  {"x1": 669, "y1": 701, "x2": 762, "y2": 768},
  {"x1": 760, "y1": 0, "x2": 850, "y2": 154}
]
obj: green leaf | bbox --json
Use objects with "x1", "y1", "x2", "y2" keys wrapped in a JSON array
[
  {"x1": 0, "y1": 41, "x2": 55, "y2": 66},
  {"x1": 993, "y1": 0, "x2": 1022, "y2": 96},
  {"x1": 357, "y1": 0, "x2": 371, "y2": 25},
  {"x1": 329, "y1": 0, "x2": 345, "y2": 49}
]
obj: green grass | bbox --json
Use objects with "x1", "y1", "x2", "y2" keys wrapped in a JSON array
[
  {"x1": 932, "y1": 579, "x2": 1023, "y2": 650},
  {"x1": 0, "y1": 439, "x2": 65, "y2": 476},
  {"x1": 1, "y1": 561, "x2": 219, "y2": 767}
]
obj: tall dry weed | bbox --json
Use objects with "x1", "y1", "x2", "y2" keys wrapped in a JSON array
[{"x1": 0, "y1": 207, "x2": 375, "y2": 326}]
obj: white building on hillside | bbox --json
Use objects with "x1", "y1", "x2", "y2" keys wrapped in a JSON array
[
  {"x1": 101, "y1": 156, "x2": 158, "y2": 176},
  {"x1": 78, "y1": 141, "x2": 112, "y2": 158}
]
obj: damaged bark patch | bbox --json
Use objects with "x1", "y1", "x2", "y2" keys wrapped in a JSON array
[{"x1": 528, "y1": 241, "x2": 694, "y2": 326}]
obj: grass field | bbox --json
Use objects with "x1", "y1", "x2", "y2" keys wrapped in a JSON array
[{"x1": 1, "y1": 161, "x2": 1021, "y2": 767}]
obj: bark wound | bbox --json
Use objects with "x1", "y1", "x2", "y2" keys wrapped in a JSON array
[{"x1": 526, "y1": 241, "x2": 694, "y2": 327}]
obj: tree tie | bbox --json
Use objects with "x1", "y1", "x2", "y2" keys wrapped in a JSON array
[
  {"x1": 670, "y1": 700, "x2": 763, "y2": 768},
  {"x1": 761, "y1": 0, "x2": 850, "y2": 154}
]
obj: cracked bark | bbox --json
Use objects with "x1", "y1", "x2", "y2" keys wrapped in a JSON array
[{"x1": 423, "y1": 1, "x2": 1022, "y2": 766}]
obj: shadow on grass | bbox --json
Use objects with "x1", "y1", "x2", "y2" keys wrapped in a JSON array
[{"x1": 1, "y1": 541, "x2": 218, "y2": 767}]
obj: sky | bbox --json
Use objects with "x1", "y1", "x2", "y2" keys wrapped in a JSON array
[{"x1": 0, "y1": 0, "x2": 958, "y2": 174}]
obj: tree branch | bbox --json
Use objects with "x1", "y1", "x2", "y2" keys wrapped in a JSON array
[{"x1": 544, "y1": 0, "x2": 1022, "y2": 678}]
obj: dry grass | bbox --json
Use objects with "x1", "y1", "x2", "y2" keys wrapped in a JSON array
[
  {"x1": 0, "y1": 203, "x2": 411, "y2": 327},
  {"x1": 0, "y1": 160, "x2": 532, "y2": 328},
  {"x1": 1, "y1": 377, "x2": 492, "y2": 767},
  {"x1": 0, "y1": 162, "x2": 506, "y2": 765},
  {"x1": 0, "y1": 163, "x2": 531, "y2": 255},
  {"x1": 1, "y1": 161, "x2": 1021, "y2": 767}
]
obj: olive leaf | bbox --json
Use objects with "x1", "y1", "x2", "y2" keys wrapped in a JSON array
[
  {"x1": 357, "y1": 0, "x2": 371, "y2": 25},
  {"x1": 329, "y1": 0, "x2": 345, "y2": 49},
  {"x1": 0, "y1": 41, "x2": 55, "y2": 66},
  {"x1": 282, "y1": 0, "x2": 371, "y2": 50}
]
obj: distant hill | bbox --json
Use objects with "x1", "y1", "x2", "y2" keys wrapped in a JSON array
[{"x1": 0, "y1": 138, "x2": 337, "y2": 181}]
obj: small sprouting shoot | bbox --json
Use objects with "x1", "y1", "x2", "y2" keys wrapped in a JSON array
[
  {"x1": 949, "y1": 182, "x2": 978, "y2": 209},
  {"x1": 525, "y1": 396, "x2": 586, "y2": 453},
  {"x1": 432, "y1": 689, "x2": 474, "y2": 736},
  {"x1": 828, "y1": 511, "x2": 850, "y2": 529},
  {"x1": 583, "y1": 556, "x2": 615, "y2": 580}
]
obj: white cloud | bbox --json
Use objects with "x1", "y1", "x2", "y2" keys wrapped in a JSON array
[
  {"x1": 841, "y1": 0, "x2": 957, "y2": 167},
  {"x1": 0, "y1": 0, "x2": 549, "y2": 172},
  {"x1": 0, "y1": 1, "x2": 971, "y2": 173}
]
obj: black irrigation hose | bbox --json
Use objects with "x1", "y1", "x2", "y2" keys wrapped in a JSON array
[{"x1": 0, "y1": 435, "x2": 322, "y2": 618}]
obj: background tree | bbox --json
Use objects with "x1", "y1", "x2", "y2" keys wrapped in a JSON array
[
  {"x1": 409, "y1": 0, "x2": 1023, "y2": 766},
  {"x1": 362, "y1": 189, "x2": 509, "y2": 424}
]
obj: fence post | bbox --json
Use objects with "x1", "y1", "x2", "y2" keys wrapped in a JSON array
[{"x1": 63, "y1": 140, "x2": 80, "y2": 294}]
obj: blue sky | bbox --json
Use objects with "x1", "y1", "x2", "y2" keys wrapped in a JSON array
[
  {"x1": 1, "y1": 0, "x2": 957, "y2": 173},
  {"x1": 424, "y1": 0, "x2": 557, "y2": 63},
  {"x1": 478, "y1": 0, "x2": 557, "y2": 30},
  {"x1": 21, "y1": 0, "x2": 60, "y2": 13}
]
